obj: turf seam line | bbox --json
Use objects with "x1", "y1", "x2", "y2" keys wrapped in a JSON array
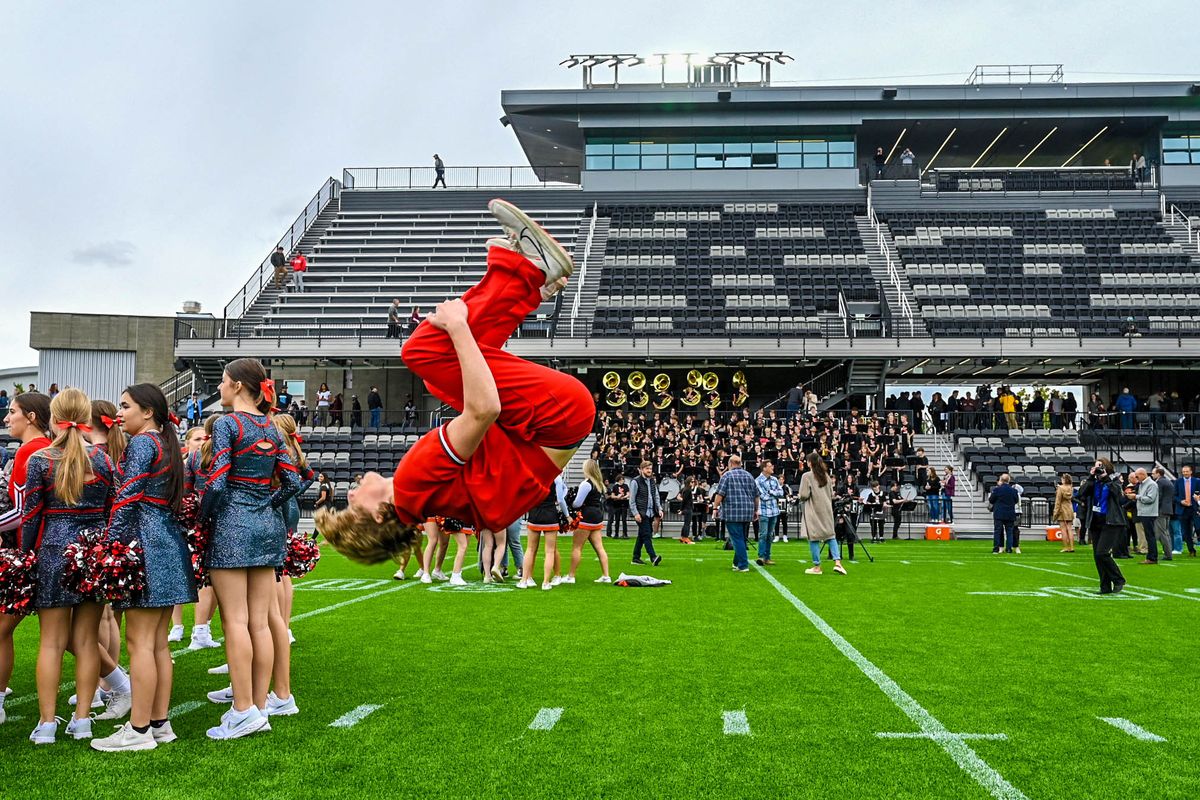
[
  {"x1": 528, "y1": 707, "x2": 564, "y2": 730},
  {"x1": 754, "y1": 566, "x2": 1029, "y2": 800},
  {"x1": 168, "y1": 700, "x2": 206, "y2": 719},
  {"x1": 1006, "y1": 562, "x2": 1200, "y2": 602},
  {"x1": 330, "y1": 703, "x2": 384, "y2": 728},
  {"x1": 722, "y1": 710, "x2": 751, "y2": 736},
  {"x1": 1098, "y1": 717, "x2": 1166, "y2": 742}
]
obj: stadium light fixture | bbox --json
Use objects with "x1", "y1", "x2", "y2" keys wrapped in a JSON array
[
  {"x1": 884, "y1": 127, "x2": 907, "y2": 166},
  {"x1": 1008, "y1": 367, "x2": 1028, "y2": 377},
  {"x1": 902, "y1": 358, "x2": 930, "y2": 375},
  {"x1": 1060, "y1": 125, "x2": 1108, "y2": 168},
  {"x1": 921, "y1": 127, "x2": 958, "y2": 177},
  {"x1": 1015, "y1": 126, "x2": 1058, "y2": 167},
  {"x1": 971, "y1": 126, "x2": 1008, "y2": 168},
  {"x1": 972, "y1": 365, "x2": 992, "y2": 376},
  {"x1": 936, "y1": 365, "x2": 955, "y2": 376},
  {"x1": 1045, "y1": 368, "x2": 1064, "y2": 376}
]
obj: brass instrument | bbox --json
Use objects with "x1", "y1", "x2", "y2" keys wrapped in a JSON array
[
  {"x1": 652, "y1": 373, "x2": 671, "y2": 392},
  {"x1": 653, "y1": 392, "x2": 672, "y2": 410},
  {"x1": 686, "y1": 369, "x2": 704, "y2": 388},
  {"x1": 602, "y1": 371, "x2": 621, "y2": 390},
  {"x1": 681, "y1": 386, "x2": 701, "y2": 406},
  {"x1": 732, "y1": 370, "x2": 747, "y2": 389},
  {"x1": 606, "y1": 388, "x2": 627, "y2": 407},
  {"x1": 628, "y1": 371, "x2": 647, "y2": 390},
  {"x1": 705, "y1": 390, "x2": 722, "y2": 409},
  {"x1": 702, "y1": 371, "x2": 719, "y2": 390},
  {"x1": 629, "y1": 389, "x2": 649, "y2": 408},
  {"x1": 732, "y1": 385, "x2": 749, "y2": 407}
]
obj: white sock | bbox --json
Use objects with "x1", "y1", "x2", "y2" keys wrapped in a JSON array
[
  {"x1": 192, "y1": 624, "x2": 210, "y2": 636},
  {"x1": 104, "y1": 667, "x2": 131, "y2": 695}
]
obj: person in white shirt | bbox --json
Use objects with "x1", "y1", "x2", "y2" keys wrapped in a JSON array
[{"x1": 565, "y1": 460, "x2": 612, "y2": 584}]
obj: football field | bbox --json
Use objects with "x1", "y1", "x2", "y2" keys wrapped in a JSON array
[{"x1": 3, "y1": 538, "x2": 1197, "y2": 799}]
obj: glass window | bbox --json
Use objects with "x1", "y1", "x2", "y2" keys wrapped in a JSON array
[
  {"x1": 1162, "y1": 137, "x2": 1191, "y2": 150},
  {"x1": 1163, "y1": 151, "x2": 1191, "y2": 164},
  {"x1": 776, "y1": 141, "x2": 804, "y2": 154},
  {"x1": 641, "y1": 155, "x2": 667, "y2": 170},
  {"x1": 752, "y1": 142, "x2": 777, "y2": 153},
  {"x1": 802, "y1": 140, "x2": 829, "y2": 153},
  {"x1": 613, "y1": 155, "x2": 640, "y2": 170},
  {"x1": 613, "y1": 143, "x2": 640, "y2": 155},
  {"x1": 668, "y1": 154, "x2": 695, "y2": 169},
  {"x1": 724, "y1": 142, "x2": 751, "y2": 155},
  {"x1": 829, "y1": 153, "x2": 855, "y2": 168},
  {"x1": 696, "y1": 155, "x2": 724, "y2": 169},
  {"x1": 640, "y1": 143, "x2": 667, "y2": 155},
  {"x1": 585, "y1": 142, "x2": 613, "y2": 155},
  {"x1": 751, "y1": 153, "x2": 778, "y2": 168},
  {"x1": 725, "y1": 155, "x2": 751, "y2": 168},
  {"x1": 778, "y1": 154, "x2": 805, "y2": 168},
  {"x1": 668, "y1": 143, "x2": 696, "y2": 154},
  {"x1": 803, "y1": 154, "x2": 828, "y2": 168},
  {"x1": 697, "y1": 143, "x2": 724, "y2": 155},
  {"x1": 828, "y1": 140, "x2": 855, "y2": 153},
  {"x1": 585, "y1": 155, "x2": 613, "y2": 170}
]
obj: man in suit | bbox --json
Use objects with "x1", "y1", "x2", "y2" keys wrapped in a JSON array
[
  {"x1": 989, "y1": 473, "x2": 1020, "y2": 554},
  {"x1": 1151, "y1": 467, "x2": 1175, "y2": 563},
  {"x1": 1174, "y1": 465, "x2": 1199, "y2": 557},
  {"x1": 628, "y1": 460, "x2": 662, "y2": 566}
]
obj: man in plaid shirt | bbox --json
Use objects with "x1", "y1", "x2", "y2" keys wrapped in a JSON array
[
  {"x1": 755, "y1": 461, "x2": 784, "y2": 566},
  {"x1": 713, "y1": 455, "x2": 760, "y2": 573}
]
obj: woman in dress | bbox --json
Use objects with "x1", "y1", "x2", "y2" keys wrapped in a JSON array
[
  {"x1": 565, "y1": 460, "x2": 612, "y2": 584},
  {"x1": 1053, "y1": 473, "x2": 1077, "y2": 553}
]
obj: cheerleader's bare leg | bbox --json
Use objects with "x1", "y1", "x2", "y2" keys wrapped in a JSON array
[
  {"x1": 69, "y1": 602, "x2": 103, "y2": 722},
  {"x1": 35, "y1": 607, "x2": 72, "y2": 723}
]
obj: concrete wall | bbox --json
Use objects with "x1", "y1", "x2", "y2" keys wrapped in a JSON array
[
  {"x1": 29, "y1": 312, "x2": 177, "y2": 387},
  {"x1": 1161, "y1": 164, "x2": 1200, "y2": 187},
  {"x1": 581, "y1": 168, "x2": 860, "y2": 192},
  {"x1": 266, "y1": 365, "x2": 434, "y2": 423}
]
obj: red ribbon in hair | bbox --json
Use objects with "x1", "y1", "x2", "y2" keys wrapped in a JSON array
[
  {"x1": 291, "y1": 432, "x2": 304, "y2": 444},
  {"x1": 100, "y1": 415, "x2": 119, "y2": 428},
  {"x1": 260, "y1": 379, "x2": 276, "y2": 404},
  {"x1": 56, "y1": 421, "x2": 93, "y2": 433},
  {"x1": 168, "y1": 412, "x2": 181, "y2": 426}
]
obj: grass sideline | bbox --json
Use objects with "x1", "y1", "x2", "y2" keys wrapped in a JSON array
[{"x1": 1, "y1": 538, "x2": 1197, "y2": 799}]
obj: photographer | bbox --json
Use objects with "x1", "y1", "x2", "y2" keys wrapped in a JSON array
[
  {"x1": 1079, "y1": 458, "x2": 1130, "y2": 594},
  {"x1": 834, "y1": 482, "x2": 861, "y2": 562},
  {"x1": 863, "y1": 480, "x2": 886, "y2": 543}
]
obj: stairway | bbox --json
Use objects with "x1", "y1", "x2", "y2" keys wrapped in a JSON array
[
  {"x1": 854, "y1": 215, "x2": 928, "y2": 336},
  {"x1": 562, "y1": 216, "x2": 610, "y2": 337},
  {"x1": 562, "y1": 433, "x2": 597, "y2": 485},
  {"x1": 912, "y1": 433, "x2": 992, "y2": 535},
  {"x1": 240, "y1": 203, "x2": 342, "y2": 331},
  {"x1": 846, "y1": 359, "x2": 888, "y2": 397},
  {"x1": 1157, "y1": 217, "x2": 1200, "y2": 261}
]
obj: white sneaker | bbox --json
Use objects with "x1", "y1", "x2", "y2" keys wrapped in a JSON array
[
  {"x1": 414, "y1": 568, "x2": 426, "y2": 580},
  {"x1": 561, "y1": 576, "x2": 576, "y2": 585},
  {"x1": 152, "y1": 720, "x2": 177, "y2": 743},
  {"x1": 189, "y1": 627, "x2": 220, "y2": 650},
  {"x1": 420, "y1": 572, "x2": 433, "y2": 584},
  {"x1": 448, "y1": 573, "x2": 467, "y2": 586},
  {"x1": 207, "y1": 686, "x2": 234, "y2": 704},
  {"x1": 516, "y1": 579, "x2": 532, "y2": 589},
  {"x1": 264, "y1": 692, "x2": 299, "y2": 717},
  {"x1": 1173, "y1": 550, "x2": 1183, "y2": 555},
  {"x1": 541, "y1": 582, "x2": 552, "y2": 591},
  {"x1": 772, "y1": 536, "x2": 780, "y2": 543},
  {"x1": 432, "y1": 570, "x2": 449, "y2": 582},
  {"x1": 167, "y1": 625, "x2": 185, "y2": 643},
  {"x1": 65, "y1": 716, "x2": 93, "y2": 740},
  {"x1": 69, "y1": 688, "x2": 107, "y2": 709},
  {"x1": 95, "y1": 690, "x2": 132, "y2": 720},
  {"x1": 490, "y1": 566, "x2": 506, "y2": 583},
  {"x1": 91, "y1": 722, "x2": 157, "y2": 752},
  {"x1": 594, "y1": 575, "x2": 612, "y2": 583},
  {"x1": 288, "y1": 629, "x2": 295, "y2": 644},
  {"x1": 487, "y1": 199, "x2": 574, "y2": 285},
  {"x1": 550, "y1": 575, "x2": 563, "y2": 586},
  {"x1": 1014, "y1": 548, "x2": 1022, "y2": 554},
  {"x1": 206, "y1": 706, "x2": 269, "y2": 740},
  {"x1": 782, "y1": 536, "x2": 789, "y2": 543},
  {"x1": 392, "y1": 568, "x2": 406, "y2": 580},
  {"x1": 208, "y1": 663, "x2": 230, "y2": 675},
  {"x1": 29, "y1": 718, "x2": 62, "y2": 745}
]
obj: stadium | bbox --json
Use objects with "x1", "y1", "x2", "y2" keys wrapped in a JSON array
[{"x1": 4, "y1": 14, "x2": 1200, "y2": 800}]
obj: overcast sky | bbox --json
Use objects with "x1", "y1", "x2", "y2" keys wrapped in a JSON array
[{"x1": 1, "y1": 1, "x2": 1195, "y2": 369}]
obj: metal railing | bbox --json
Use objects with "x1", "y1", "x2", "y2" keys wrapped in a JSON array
[
  {"x1": 224, "y1": 177, "x2": 341, "y2": 320},
  {"x1": 1163, "y1": 200, "x2": 1200, "y2": 253},
  {"x1": 866, "y1": 194, "x2": 915, "y2": 335},
  {"x1": 570, "y1": 203, "x2": 598, "y2": 337},
  {"x1": 965, "y1": 64, "x2": 1064, "y2": 85},
  {"x1": 341, "y1": 166, "x2": 582, "y2": 191},
  {"x1": 159, "y1": 369, "x2": 197, "y2": 410},
  {"x1": 924, "y1": 166, "x2": 1156, "y2": 195},
  {"x1": 760, "y1": 362, "x2": 851, "y2": 411}
]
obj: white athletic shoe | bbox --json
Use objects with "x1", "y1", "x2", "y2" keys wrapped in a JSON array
[
  {"x1": 167, "y1": 624, "x2": 185, "y2": 643},
  {"x1": 288, "y1": 629, "x2": 295, "y2": 644},
  {"x1": 189, "y1": 626, "x2": 220, "y2": 650},
  {"x1": 490, "y1": 566, "x2": 506, "y2": 583},
  {"x1": 29, "y1": 718, "x2": 62, "y2": 745},
  {"x1": 515, "y1": 578, "x2": 532, "y2": 589},
  {"x1": 392, "y1": 568, "x2": 406, "y2": 580},
  {"x1": 95, "y1": 690, "x2": 132, "y2": 721},
  {"x1": 561, "y1": 576, "x2": 576, "y2": 585},
  {"x1": 432, "y1": 570, "x2": 449, "y2": 582},
  {"x1": 782, "y1": 536, "x2": 789, "y2": 543},
  {"x1": 69, "y1": 688, "x2": 107, "y2": 709},
  {"x1": 65, "y1": 716, "x2": 93, "y2": 740},
  {"x1": 448, "y1": 573, "x2": 467, "y2": 587},
  {"x1": 414, "y1": 568, "x2": 426, "y2": 580},
  {"x1": 208, "y1": 663, "x2": 230, "y2": 675},
  {"x1": 541, "y1": 581, "x2": 553, "y2": 591},
  {"x1": 264, "y1": 692, "x2": 299, "y2": 717},
  {"x1": 152, "y1": 720, "x2": 177, "y2": 744},
  {"x1": 207, "y1": 686, "x2": 234, "y2": 705},
  {"x1": 0, "y1": 702, "x2": 6, "y2": 725},
  {"x1": 206, "y1": 706, "x2": 269, "y2": 740},
  {"x1": 91, "y1": 722, "x2": 156, "y2": 752},
  {"x1": 420, "y1": 572, "x2": 433, "y2": 585},
  {"x1": 550, "y1": 575, "x2": 563, "y2": 587},
  {"x1": 487, "y1": 199, "x2": 574, "y2": 286},
  {"x1": 594, "y1": 575, "x2": 612, "y2": 583}
]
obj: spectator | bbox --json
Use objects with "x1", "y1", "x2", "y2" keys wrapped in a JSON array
[
  {"x1": 276, "y1": 382, "x2": 292, "y2": 412},
  {"x1": 330, "y1": 392, "x2": 344, "y2": 426},
  {"x1": 606, "y1": 474, "x2": 630, "y2": 539},
  {"x1": 946, "y1": 389, "x2": 960, "y2": 430},
  {"x1": 910, "y1": 390, "x2": 926, "y2": 433},
  {"x1": 368, "y1": 386, "x2": 383, "y2": 429},
  {"x1": 432, "y1": 154, "x2": 446, "y2": 188},
  {"x1": 1079, "y1": 458, "x2": 1130, "y2": 593},
  {"x1": 1087, "y1": 392, "x2": 1105, "y2": 429},
  {"x1": 803, "y1": 390, "x2": 818, "y2": 416},
  {"x1": 1173, "y1": 465, "x2": 1199, "y2": 557},
  {"x1": 785, "y1": 383, "x2": 803, "y2": 418},
  {"x1": 386, "y1": 299, "x2": 403, "y2": 339},
  {"x1": 403, "y1": 396, "x2": 418, "y2": 431},
  {"x1": 296, "y1": 399, "x2": 309, "y2": 426},
  {"x1": 1062, "y1": 391, "x2": 1078, "y2": 429},
  {"x1": 713, "y1": 454, "x2": 758, "y2": 573},
  {"x1": 48, "y1": 383, "x2": 60, "y2": 398},
  {"x1": 1132, "y1": 468, "x2": 1158, "y2": 561},
  {"x1": 922, "y1": 467, "x2": 941, "y2": 523},
  {"x1": 873, "y1": 147, "x2": 886, "y2": 179},
  {"x1": 1053, "y1": 473, "x2": 1076, "y2": 552},
  {"x1": 989, "y1": 473, "x2": 1021, "y2": 554},
  {"x1": 628, "y1": 460, "x2": 663, "y2": 566},
  {"x1": 754, "y1": 461, "x2": 784, "y2": 566},
  {"x1": 315, "y1": 383, "x2": 331, "y2": 427},
  {"x1": 1114, "y1": 388, "x2": 1137, "y2": 430},
  {"x1": 800, "y1": 452, "x2": 844, "y2": 575},
  {"x1": 1026, "y1": 392, "x2": 1045, "y2": 430},
  {"x1": 270, "y1": 245, "x2": 287, "y2": 289},
  {"x1": 408, "y1": 307, "x2": 422, "y2": 337},
  {"x1": 1151, "y1": 467, "x2": 1175, "y2": 563},
  {"x1": 1047, "y1": 391, "x2": 1062, "y2": 429},
  {"x1": 941, "y1": 466, "x2": 955, "y2": 524},
  {"x1": 290, "y1": 250, "x2": 308, "y2": 292},
  {"x1": 350, "y1": 395, "x2": 362, "y2": 428},
  {"x1": 186, "y1": 393, "x2": 201, "y2": 428},
  {"x1": 929, "y1": 391, "x2": 947, "y2": 434},
  {"x1": 899, "y1": 147, "x2": 915, "y2": 177},
  {"x1": 314, "y1": 473, "x2": 334, "y2": 515},
  {"x1": 999, "y1": 389, "x2": 1018, "y2": 430},
  {"x1": 0, "y1": 390, "x2": 9, "y2": 414}
]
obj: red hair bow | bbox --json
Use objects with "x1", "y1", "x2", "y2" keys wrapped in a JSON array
[
  {"x1": 56, "y1": 421, "x2": 93, "y2": 433},
  {"x1": 100, "y1": 415, "x2": 119, "y2": 428},
  {"x1": 291, "y1": 432, "x2": 304, "y2": 444},
  {"x1": 260, "y1": 379, "x2": 276, "y2": 404},
  {"x1": 168, "y1": 412, "x2": 181, "y2": 426}
]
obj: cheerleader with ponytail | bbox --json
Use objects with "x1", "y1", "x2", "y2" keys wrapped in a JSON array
[
  {"x1": 199, "y1": 359, "x2": 303, "y2": 740},
  {"x1": 178, "y1": 420, "x2": 221, "y2": 650},
  {"x1": 0, "y1": 392, "x2": 52, "y2": 726},
  {"x1": 91, "y1": 384, "x2": 195, "y2": 752},
  {"x1": 169, "y1": 427, "x2": 208, "y2": 643},
  {"x1": 519, "y1": 475, "x2": 570, "y2": 591},
  {"x1": 20, "y1": 389, "x2": 115, "y2": 743},
  {"x1": 565, "y1": 459, "x2": 612, "y2": 584}
]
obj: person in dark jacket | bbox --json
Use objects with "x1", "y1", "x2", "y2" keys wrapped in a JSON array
[
  {"x1": 270, "y1": 245, "x2": 287, "y2": 288},
  {"x1": 1078, "y1": 458, "x2": 1130, "y2": 593},
  {"x1": 989, "y1": 474, "x2": 1021, "y2": 553},
  {"x1": 367, "y1": 386, "x2": 384, "y2": 429}
]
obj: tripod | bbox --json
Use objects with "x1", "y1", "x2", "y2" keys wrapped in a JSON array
[{"x1": 826, "y1": 505, "x2": 874, "y2": 563}]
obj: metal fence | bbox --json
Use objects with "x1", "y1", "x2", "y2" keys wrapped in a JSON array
[{"x1": 342, "y1": 166, "x2": 581, "y2": 190}]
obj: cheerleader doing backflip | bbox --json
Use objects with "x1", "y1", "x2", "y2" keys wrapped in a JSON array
[{"x1": 318, "y1": 200, "x2": 595, "y2": 569}]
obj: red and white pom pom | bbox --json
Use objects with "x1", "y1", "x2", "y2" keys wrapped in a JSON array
[
  {"x1": 176, "y1": 492, "x2": 201, "y2": 532},
  {"x1": 0, "y1": 548, "x2": 39, "y2": 617},
  {"x1": 62, "y1": 527, "x2": 106, "y2": 599},
  {"x1": 90, "y1": 539, "x2": 147, "y2": 605},
  {"x1": 283, "y1": 533, "x2": 320, "y2": 578},
  {"x1": 567, "y1": 511, "x2": 584, "y2": 533},
  {"x1": 184, "y1": 522, "x2": 211, "y2": 588}
]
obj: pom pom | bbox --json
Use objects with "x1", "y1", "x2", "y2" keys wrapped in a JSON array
[
  {"x1": 433, "y1": 516, "x2": 463, "y2": 533},
  {"x1": 176, "y1": 493, "x2": 201, "y2": 532},
  {"x1": 61, "y1": 527, "x2": 106, "y2": 600},
  {"x1": 184, "y1": 522, "x2": 211, "y2": 588},
  {"x1": 567, "y1": 511, "x2": 583, "y2": 533},
  {"x1": 283, "y1": 533, "x2": 321, "y2": 578},
  {"x1": 90, "y1": 538, "x2": 146, "y2": 605},
  {"x1": 0, "y1": 548, "x2": 38, "y2": 617}
]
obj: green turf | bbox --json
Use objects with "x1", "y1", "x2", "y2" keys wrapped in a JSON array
[{"x1": 1, "y1": 537, "x2": 1197, "y2": 799}]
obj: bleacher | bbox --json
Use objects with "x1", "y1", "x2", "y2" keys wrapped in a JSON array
[
  {"x1": 590, "y1": 202, "x2": 873, "y2": 337},
  {"x1": 954, "y1": 428, "x2": 1092, "y2": 503},
  {"x1": 253, "y1": 207, "x2": 584, "y2": 338},
  {"x1": 882, "y1": 208, "x2": 1197, "y2": 337},
  {"x1": 295, "y1": 424, "x2": 422, "y2": 510}
]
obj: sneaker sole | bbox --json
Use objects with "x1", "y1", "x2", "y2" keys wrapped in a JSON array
[
  {"x1": 206, "y1": 716, "x2": 270, "y2": 740},
  {"x1": 153, "y1": 733, "x2": 178, "y2": 744},
  {"x1": 267, "y1": 705, "x2": 300, "y2": 717},
  {"x1": 91, "y1": 739, "x2": 157, "y2": 752},
  {"x1": 487, "y1": 199, "x2": 574, "y2": 280}
]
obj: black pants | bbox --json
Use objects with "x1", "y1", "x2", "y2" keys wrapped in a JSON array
[
  {"x1": 870, "y1": 515, "x2": 885, "y2": 541},
  {"x1": 688, "y1": 513, "x2": 704, "y2": 539},
  {"x1": 1093, "y1": 522, "x2": 1126, "y2": 592},
  {"x1": 681, "y1": 511, "x2": 693, "y2": 538},
  {"x1": 433, "y1": 170, "x2": 446, "y2": 188},
  {"x1": 386, "y1": 323, "x2": 401, "y2": 339},
  {"x1": 633, "y1": 516, "x2": 657, "y2": 561},
  {"x1": 606, "y1": 506, "x2": 628, "y2": 538},
  {"x1": 891, "y1": 510, "x2": 902, "y2": 538},
  {"x1": 1181, "y1": 510, "x2": 1197, "y2": 554}
]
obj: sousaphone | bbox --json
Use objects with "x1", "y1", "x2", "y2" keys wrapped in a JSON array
[
  {"x1": 702, "y1": 371, "x2": 719, "y2": 391},
  {"x1": 606, "y1": 388, "x2": 627, "y2": 407},
  {"x1": 681, "y1": 386, "x2": 702, "y2": 406},
  {"x1": 628, "y1": 371, "x2": 647, "y2": 390},
  {"x1": 653, "y1": 392, "x2": 673, "y2": 410},
  {"x1": 686, "y1": 369, "x2": 704, "y2": 388},
  {"x1": 629, "y1": 389, "x2": 649, "y2": 408},
  {"x1": 652, "y1": 373, "x2": 671, "y2": 392},
  {"x1": 602, "y1": 371, "x2": 621, "y2": 390}
]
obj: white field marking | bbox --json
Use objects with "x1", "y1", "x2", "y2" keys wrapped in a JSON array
[
  {"x1": 970, "y1": 587, "x2": 1159, "y2": 601},
  {"x1": 951, "y1": 561, "x2": 965, "y2": 566},
  {"x1": 722, "y1": 710, "x2": 751, "y2": 736},
  {"x1": 878, "y1": 731, "x2": 1008, "y2": 741},
  {"x1": 1188, "y1": 589, "x2": 1200, "y2": 594},
  {"x1": 168, "y1": 700, "x2": 205, "y2": 718},
  {"x1": 1007, "y1": 562, "x2": 1200, "y2": 603},
  {"x1": 755, "y1": 566, "x2": 1028, "y2": 800},
  {"x1": 900, "y1": 560, "x2": 911, "y2": 564},
  {"x1": 528, "y1": 707, "x2": 564, "y2": 731},
  {"x1": 330, "y1": 704, "x2": 384, "y2": 728},
  {"x1": 6, "y1": 681, "x2": 72, "y2": 711},
  {"x1": 293, "y1": 578, "x2": 392, "y2": 592},
  {"x1": 1099, "y1": 717, "x2": 1166, "y2": 742},
  {"x1": 969, "y1": 591, "x2": 1052, "y2": 597}
]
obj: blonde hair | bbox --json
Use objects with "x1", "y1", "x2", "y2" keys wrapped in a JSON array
[
  {"x1": 91, "y1": 399, "x2": 126, "y2": 467},
  {"x1": 199, "y1": 413, "x2": 222, "y2": 470},
  {"x1": 582, "y1": 459, "x2": 605, "y2": 492},
  {"x1": 272, "y1": 413, "x2": 307, "y2": 471},
  {"x1": 315, "y1": 504, "x2": 421, "y2": 565},
  {"x1": 183, "y1": 426, "x2": 206, "y2": 451},
  {"x1": 42, "y1": 388, "x2": 95, "y2": 506}
]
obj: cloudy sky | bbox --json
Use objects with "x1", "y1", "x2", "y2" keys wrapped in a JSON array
[{"x1": 1, "y1": 1, "x2": 1194, "y2": 368}]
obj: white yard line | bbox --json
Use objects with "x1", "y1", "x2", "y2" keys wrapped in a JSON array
[
  {"x1": 755, "y1": 566, "x2": 1028, "y2": 800},
  {"x1": 330, "y1": 703, "x2": 384, "y2": 728},
  {"x1": 1006, "y1": 562, "x2": 1200, "y2": 603},
  {"x1": 528, "y1": 707, "x2": 564, "y2": 731},
  {"x1": 1098, "y1": 717, "x2": 1166, "y2": 742},
  {"x1": 878, "y1": 731, "x2": 1008, "y2": 741},
  {"x1": 168, "y1": 700, "x2": 205, "y2": 718},
  {"x1": 722, "y1": 710, "x2": 751, "y2": 736}
]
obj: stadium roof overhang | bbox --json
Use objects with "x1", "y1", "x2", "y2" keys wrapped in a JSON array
[{"x1": 501, "y1": 80, "x2": 1200, "y2": 173}]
